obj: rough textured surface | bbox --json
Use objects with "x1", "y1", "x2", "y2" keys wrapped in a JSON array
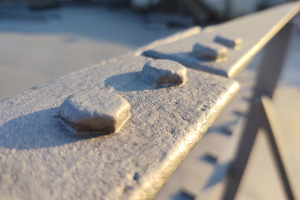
[
  {"x1": 59, "y1": 90, "x2": 131, "y2": 135},
  {"x1": 214, "y1": 35, "x2": 243, "y2": 49},
  {"x1": 193, "y1": 42, "x2": 228, "y2": 60},
  {"x1": 0, "y1": 55, "x2": 239, "y2": 200},
  {"x1": 144, "y1": 2, "x2": 300, "y2": 78},
  {"x1": 142, "y1": 59, "x2": 186, "y2": 85},
  {"x1": 155, "y1": 19, "x2": 300, "y2": 200},
  {"x1": 154, "y1": 66, "x2": 256, "y2": 200}
]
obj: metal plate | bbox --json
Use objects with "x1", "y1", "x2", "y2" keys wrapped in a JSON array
[
  {"x1": 0, "y1": 55, "x2": 238, "y2": 200},
  {"x1": 144, "y1": 2, "x2": 300, "y2": 79}
]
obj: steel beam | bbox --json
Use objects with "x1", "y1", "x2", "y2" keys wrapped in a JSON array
[
  {"x1": 0, "y1": 55, "x2": 238, "y2": 200},
  {"x1": 0, "y1": 3, "x2": 299, "y2": 199},
  {"x1": 221, "y1": 22, "x2": 295, "y2": 200},
  {"x1": 144, "y1": 2, "x2": 300, "y2": 79}
]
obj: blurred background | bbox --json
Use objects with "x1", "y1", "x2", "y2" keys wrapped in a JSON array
[
  {"x1": 0, "y1": 1, "x2": 300, "y2": 199},
  {"x1": 0, "y1": 0, "x2": 298, "y2": 100}
]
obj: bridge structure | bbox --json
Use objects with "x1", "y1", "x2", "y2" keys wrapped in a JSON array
[{"x1": 0, "y1": 2, "x2": 299, "y2": 199}]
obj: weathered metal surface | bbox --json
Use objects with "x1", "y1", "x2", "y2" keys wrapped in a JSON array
[
  {"x1": 193, "y1": 42, "x2": 228, "y2": 60},
  {"x1": 0, "y1": 55, "x2": 238, "y2": 200},
  {"x1": 141, "y1": 59, "x2": 187, "y2": 85},
  {"x1": 214, "y1": 34, "x2": 243, "y2": 49},
  {"x1": 144, "y1": 2, "x2": 300, "y2": 79},
  {"x1": 2, "y1": 3, "x2": 298, "y2": 199},
  {"x1": 59, "y1": 90, "x2": 131, "y2": 135},
  {"x1": 154, "y1": 68, "x2": 255, "y2": 200}
]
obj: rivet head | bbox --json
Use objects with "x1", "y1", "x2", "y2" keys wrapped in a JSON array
[
  {"x1": 142, "y1": 59, "x2": 187, "y2": 86},
  {"x1": 59, "y1": 90, "x2": 131, "y2": 135},
  {"x1": 214, "y1": 35, "x2": 243, "y2": 49},
  {"x1": 193, "y1": 42, "x2": 228, "y2": 60}
]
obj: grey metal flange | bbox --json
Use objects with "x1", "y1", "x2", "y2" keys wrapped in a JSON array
[
  {"x1": 0, "y1": 55, "x2": 238, "y2": 200},
  {"x1": 143, "y1": 2, "x2": 300, "y2": 79}
]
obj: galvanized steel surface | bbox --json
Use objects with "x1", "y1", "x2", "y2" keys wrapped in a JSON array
[
  {"x1": 0, "y1": 55, "x2": 238, "y2": 200},
  {"x1": 144, "y1": 2, "x2": 300, "y2": 79},
  {"x1": 0, "y1": 2, "x2": 299, "y2": 200}
]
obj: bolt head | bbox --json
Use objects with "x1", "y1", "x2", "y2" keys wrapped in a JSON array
[
  {"x1": 214, "y1": 35, "x2": 243, "y2": 49},
  {"x1": 59, "y1": 90, "x2": 131, "y2": 135},
  {"x1": 193, "y1": 42, "x2": 228, "y2": 60},
  {"x1": 142, "y1": 59, "x2": 187, "y2": 86}
]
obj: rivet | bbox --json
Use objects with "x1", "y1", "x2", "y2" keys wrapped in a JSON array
[
  {"x1": 59, "y1": 90, "x2": 131, "y2": 135},
  {"x1": 142, "y1": 59, "x2": 187, "y2": 86},
  {"x1": 193, "y1": 42, "x2": 228, "y2": 60},
  {"x1": 214, "y1": 35, "x2": 243, "y2": 49}
]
